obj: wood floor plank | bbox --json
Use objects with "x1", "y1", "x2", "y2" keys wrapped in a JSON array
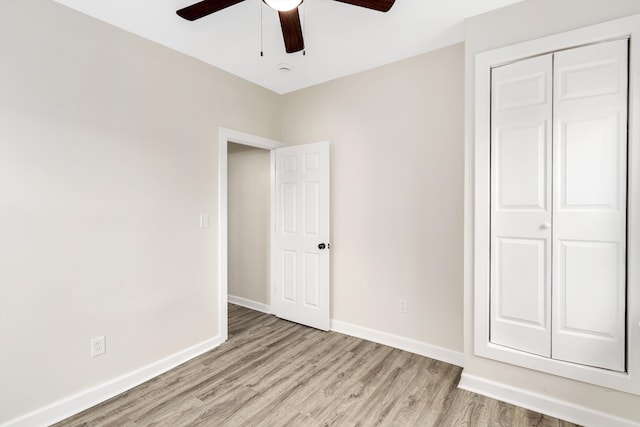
[
  {"x1": 229, "y1": 333, "x2": 359, "y2": 425},
  {"x1": 383, "y1": 358, "x2": 458, "y2": 427},
  {"x1": 281, "y1": 339, "x2": 383, "y2": 423},
  {"x1": 344, "y1": 349, "x2": 416, "y2": 425},
  {"x1": 55, "y1": 304, "x2": 582, "y2": 427},
  {"x1": 313, "y1": 344, "x2": 398, "y2": 425}
]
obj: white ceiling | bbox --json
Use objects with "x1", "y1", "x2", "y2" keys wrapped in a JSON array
[{"x1": 53, "y1": 0, "x2": 522, "y2": 94}]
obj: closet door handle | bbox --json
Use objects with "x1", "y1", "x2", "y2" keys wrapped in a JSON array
[{"x1": 541, "y1": 222, "x2": 552, "y2": 229}]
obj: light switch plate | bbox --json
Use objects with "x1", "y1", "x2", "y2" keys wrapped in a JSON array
[{"x1": 199, "y1": 214, "x2": 209, "y2": 229}]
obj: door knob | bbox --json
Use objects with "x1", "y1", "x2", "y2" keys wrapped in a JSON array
[
  {"x1": 541, "y1": 222, "x2": 552, "y2": 229},
  {"x1": 318, "y1": 243, "x2": 326, "y2": 250}
]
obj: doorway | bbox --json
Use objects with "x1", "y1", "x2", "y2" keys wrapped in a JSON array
[
  {"x1": 227, "y1": 142, "x2": 271, "y2": 311},
  {"x1": 217, "y1": 128, "x2": 282, "y2": 341},
  {"x1": 218, "y1": 128, "x2": 332, "y2": 338}
]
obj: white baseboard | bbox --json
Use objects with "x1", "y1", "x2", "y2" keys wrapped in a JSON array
[
  {"x1": 330, "y1": 319, "x2": 464, "y2": 367},
  {"x1": 2, "y1": 336, "x2": 225, "y2": 427},
  {"x1": 458, "y1": 372, "x2": 640, "y2": 427},
  {"x1": 228, "y1": 295, "x2": 271, "y2": 314}
]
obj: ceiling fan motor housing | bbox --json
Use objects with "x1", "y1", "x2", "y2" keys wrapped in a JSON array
[{"x1": 263, "y1": 0, "x2": 304, "y2": 12}]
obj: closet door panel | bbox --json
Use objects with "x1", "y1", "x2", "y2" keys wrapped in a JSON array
[
  {"x1": 558, "y1": 241, "x2": 621, "y2": 332},
  {"x1": 490, "y1": 54, "x2": 553, "y2": 357},
  {"x1": 561, "y1": 114, "x2": 620, "y2": 208},
  {"x1": 496, "y1": 124, "x2": 547, "y2": 210},
  {"x1": 552, "y1": 39, "x2": 628, "y2": 372}
]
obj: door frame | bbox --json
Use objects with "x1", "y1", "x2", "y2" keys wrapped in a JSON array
[
  {"x1": 471, "y1": 13, "x2": 640, "y2": 395},
  {"x1": 218, "y1": 127, "x2": 282, "y2": 341}
]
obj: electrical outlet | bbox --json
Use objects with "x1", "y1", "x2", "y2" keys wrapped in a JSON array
[
  {"x1": 399, "y1": 299, "x2": 407, "y2": 313},
  {"x1": 91, "y1": 336, "x2": 106, "y2": 357}
]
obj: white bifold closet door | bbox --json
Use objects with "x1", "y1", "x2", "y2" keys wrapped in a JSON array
[
  {"x1": 552, "y1": 40, "x2": 628, "y2": 371},
  {"x1": 490, "y1": 54, "x2": 553, "y2": 358},
  {"x1": 490, "y1": 39, "x2": 628, "y2": 371}
]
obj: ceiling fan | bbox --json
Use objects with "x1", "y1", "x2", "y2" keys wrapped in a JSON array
[{"x1": 176, "y1": 0, "x2": 396, "y2": 54}]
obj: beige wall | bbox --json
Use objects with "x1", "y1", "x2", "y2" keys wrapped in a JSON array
[
  {"x1": 0, "y1": 0, "x2": 280, "y2": 422},
  {"x1": 464, "y1": 0, "x2": 640, "y2": 422},
  {"x1": 281, "y1": 44, "x2": 465, "y2": 352},
  {"x1": 227, "y1": 143, "x2": 270, "y2": 304}
]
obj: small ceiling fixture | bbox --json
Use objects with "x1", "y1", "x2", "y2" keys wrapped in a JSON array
[{"x1": 263, "y1": 0, "x2": 303, "y2": 12}]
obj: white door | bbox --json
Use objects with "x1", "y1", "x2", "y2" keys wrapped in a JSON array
[
  {"x1": 552, "y1": 39, "x2": 628, "y2": 371},
  {"x1": 490, "y1": 54, "x2": 553, "y2": 357},
  {"x1": 490, "y1": 39, "x2": 628, "y2": 371},
  {"x1": 274, "y1": 141, "x2": 330, "y2": 331}
]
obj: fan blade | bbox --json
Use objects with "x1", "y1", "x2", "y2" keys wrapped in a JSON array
[
  {"x1": 279, "y1": 9, "x2": 305, "y2": 54},
  {"x1": 177, "y1": 0, "x2": 245, "y2": 21},
  {"x1": 332, "y1": 0, "x2": 395, "y2": 12}
]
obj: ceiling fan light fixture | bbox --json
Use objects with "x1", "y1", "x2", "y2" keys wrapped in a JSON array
[{"x1": 263, "y1": 0, "x2": 303, "y2": 12}]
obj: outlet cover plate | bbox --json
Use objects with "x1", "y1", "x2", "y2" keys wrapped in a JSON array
[{"x1": 91, "y1": 336, "x2": 106, "y2": 357}]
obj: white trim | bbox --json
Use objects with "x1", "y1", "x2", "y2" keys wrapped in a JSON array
[
  {"x1": 1, "y1": 336, "x2": 224, "y2": 427},
  {"x1": 218, "y1": 129, "x2": 229, "y2": 343},
  {"x1": 228, "y1": 295, "x2": 272, "y2": 314},
  {"x1": 270, "y1": 149, "x2": 277, "y2": 313},
  {"x1": 473, "y1": 13, "x2": 640, "y2": 395},
  {"x1": 218, "y1": 127, "x2": 283, "y2": 344},
  {"x1": 330, "y1": 319, "x2": 464, "y2": 367},
  {"x1": 458, "y1": 373, "x2": 640, "y2": 427}
]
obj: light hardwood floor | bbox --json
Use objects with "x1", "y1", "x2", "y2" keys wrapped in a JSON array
[{"x1": 56, "y1": 304, "x2": 580, "y2": 426}]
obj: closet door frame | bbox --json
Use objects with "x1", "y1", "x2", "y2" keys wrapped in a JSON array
[{"x1": 473, "y1": 13, "x2": 640, "y2": 395}]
